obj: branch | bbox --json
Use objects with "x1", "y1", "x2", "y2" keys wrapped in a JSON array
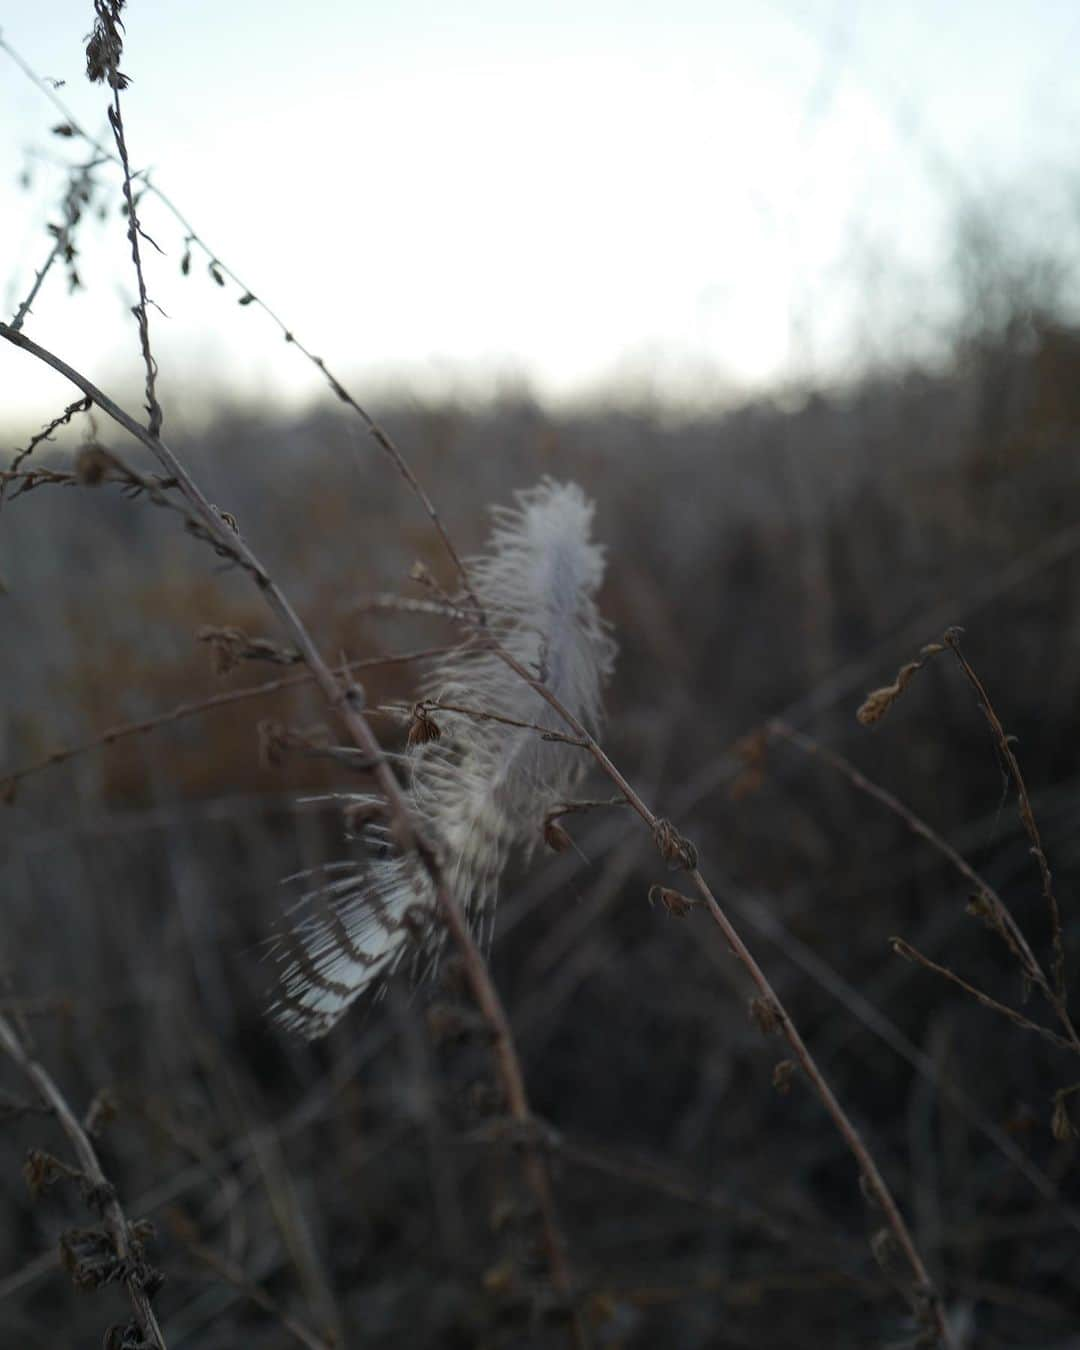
[
  {"x1": 0, "y1": 647, "x2": 456, "y2": 803},
  {"x1": 943, "y1": 629, "x2": 1068, "y2": 1004},
  {"x1": 485, "y1": 639, "x2": 953, "y2": 1345},
  {"x1": 768, "y1": 718, "x2": 1079, "y2": 1051},
  {"x1": 0, "y1": 1013, "x2": 167, "y2": 1347}
]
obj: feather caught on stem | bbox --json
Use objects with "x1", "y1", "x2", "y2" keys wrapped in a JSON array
[{"x1": 271, "y1": 479, "x2": 616, "y2": 1037}]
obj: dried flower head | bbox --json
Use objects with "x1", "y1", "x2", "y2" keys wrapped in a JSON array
[
  {"x1": 406, "y1": 703, "x2": 442, "y2": 747},
  {"x1": 856, "y1": 642, "x2": 945, "y2": 725},
  {"x1": 542, "y1": 813, "x2": 574, "y2": 853},
  {"x1": 85, "y1": 1, "x2": 130, "y2": 90},
  {"x1": 648, "y1": 885, "x2": 697, "y2": 918}
]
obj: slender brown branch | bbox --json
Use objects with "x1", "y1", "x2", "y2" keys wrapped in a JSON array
[
  {"x1": 418, "y1": 697, "x2": 590, "y2": 747},
  {"x1": 712, "y1": 875, "x2": 1080, "y2": 1233},
  {"x1": 486, "y1": 640, "x2": 952, "y2": 1344},
  {"x1": 1, "y1": 396, "x2": 92, "y2": 504},
  {"x1": 0, "y1": 1013, "x2": 166, "y2": 1347},
  {"x1": 101, "y1": 71, "x2": 164, "y2": 438},
  {"x1": 0, "y1": 646, "x2": 456, "y2": 802},
  {"x1": 943, "y1": 628, "x2": 1068, "y2": 1003},
  {"x1": 9, "y1": 152, "x2": 104, "y2": 331},
  {"x1": 889, "y1": 940, "x2": 1076, "y2": 1053},
  {"x1": 767, "y1": 718, "x2": 1080, "y2": 1051},
  {"x1": 0, "y1": 325, "x2": 586, "y2": 1347}
]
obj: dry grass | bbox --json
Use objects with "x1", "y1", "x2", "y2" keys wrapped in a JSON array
[{"x1": 3, "y1": 9, "x2": 1080, "y2": 1350}]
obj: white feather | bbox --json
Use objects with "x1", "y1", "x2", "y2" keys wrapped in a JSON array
[{"x1": 271, "y1": 479, "x2": 615, "y2": 1037}]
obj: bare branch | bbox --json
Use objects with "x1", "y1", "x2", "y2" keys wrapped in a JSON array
[
  {"x1": 943, "y1": 629, "x2": 1068, "y2": 1004},
  {"x1": 0, "y1": 1013, "x2": 167, "y2": 1347}
]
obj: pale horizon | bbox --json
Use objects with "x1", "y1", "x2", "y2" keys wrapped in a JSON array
[{"x1": 3, "y1": 1, "x2": 1079, "y2": 427}]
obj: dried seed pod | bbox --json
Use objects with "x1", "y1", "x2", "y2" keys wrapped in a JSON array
[
  {"x1": 648, "y1": 885, "x2": 696, "y2": 918},
  {"x1": 652, "y1": 817, "x2": 697, "y2": 871},
  {"x1": 772, "y1": 1060, "x2": 797, "y2": 1094},
  {"x1": 406, "y1": 704, "x2": 442, "y2": 747},
  {"x1": 749, "y1": 996, "x2": 782, "y2": 1035},
  {"x1": 856, "y1": 642, "x2": 945, "y2": 725},
  {"x1": 543, "y1": 815, "x2": 573, "y2": 853}
]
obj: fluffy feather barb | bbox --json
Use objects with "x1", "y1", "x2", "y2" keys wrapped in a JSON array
[{"x1": 272, "y1": 479, "x2": 615, "y2": 1037}]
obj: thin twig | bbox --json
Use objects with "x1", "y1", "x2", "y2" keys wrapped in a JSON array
[
  {"x1": 485, "y1": 639, "x2": 953, "y2": 1345},
  {"x1": 0, "y1": 1013, "x2": 167, "y2": 1347},
  {"x1": 768, "y1": 719, "x2": 1080, "y2": 1051},
  {"x1": 1, "y1": 396, "x2": 92, "y2": 507},
  {"x1": 890, "y1": 939, "x2": 1076, "y2": 1053},
  {"x1": 99, "y1": 57, "x2": 164, "y2": 437},
  {"x1": 419, "y1": 698, "x2": 591, "y2": 747},
  {"x1": 0, "y1": 645, "x2": 452, "y2": 801},
  {"x1": 711, "y1": 876, "x2": 1080, "y2": 1234},
  {"x1": 943, "y1": 628, "x2": 1068, "y2": 1004},
  {"x1": 891, "y1": 939, "x2": 1074, "y2": 1053},
  {"x1": 9, "y1": 155, "x2": 103, "y2": 332}
]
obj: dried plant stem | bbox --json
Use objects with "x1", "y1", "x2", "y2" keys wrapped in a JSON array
[
  {"x1": 767, "y1": 719, "x2": 1080, "y2": 1052},
  {"x1": 1, "y1": 35, "x2": 477, "y2": 605},
  {"x1": 104, "y1": 84, "x2": 164, "y2": 436},
  {"x1": 1, "y1": 395, "x2": 92, "y2": 504},
  {"x1": 0, "y1": 1013, "x2": 167, "y2": 1348},
  {"x1": 942, "y1": 629, "x2": 1068, "y2": 1003},
  {"x1": 420, "y1": 698, "x2": 591, "y2": 747},
  {"x1": 0, "y1": 325, "x2": 586, "y2": 1348},
  {"x1": 1, "y1": 646, "x2": 458, "y2": 800},
  {"x1": 488, "y1": 642, "x2": 952, "y2": 1344},
  {"x1": 889, "y1": 941, "x2": 1076, "y2": 1053},
  {"x1": 11, "y1": 230, "x2": 70, "y2": 332}
]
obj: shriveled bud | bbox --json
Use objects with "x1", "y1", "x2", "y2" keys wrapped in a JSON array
[
  {"x1": 648, "y1": 884, "x2": 697, "y2": 918},
  {"x1": 59, "y1": 1224, "x2": 136, "y2": 1292},
  {"x1": 652, "y1": 817, "x2": 697, "y2": 871},
  {"x1": 23, "y1": 1149, "x2": 81, "y2": 1197},
  {"x1": 749, "y1": 996, "x2": 782, "y2": 1035},
  {"x1": 543, "y1": 815, "x2": 573, "y2": 853},
  {"x1": 407, "y1": 704, "x2": 442, "y2": 747},
  {"x1": 772, "y1": 1060, "x2": 797, "y2": 1094},
  {"x1": 856, "y1": 643, "x2": 945, "y2": 726}
]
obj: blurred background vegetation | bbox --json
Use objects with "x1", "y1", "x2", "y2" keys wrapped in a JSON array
[{"x1": 4, "y1": 5, "x2": 1080, "y2": 1347}]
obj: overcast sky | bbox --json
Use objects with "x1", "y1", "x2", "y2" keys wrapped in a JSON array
[{"x1": 2, "y1": 1, "x2": 1078, "y2": 423}]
